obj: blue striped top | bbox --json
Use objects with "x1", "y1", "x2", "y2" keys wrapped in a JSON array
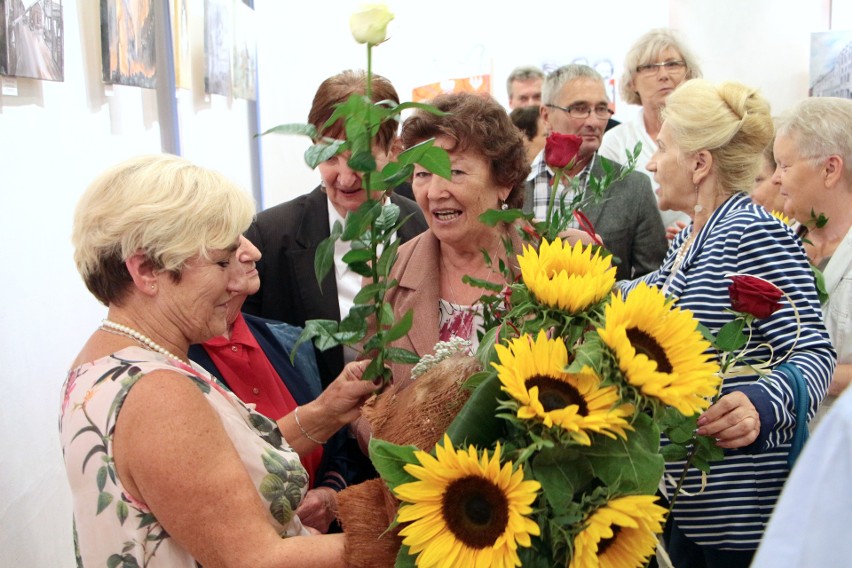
[{"x1": 621, "y1": 192, "x2": 836, "y2": 549}]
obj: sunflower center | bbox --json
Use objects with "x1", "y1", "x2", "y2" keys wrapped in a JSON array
[
  {"x1": 597, "y1": 525, "x2": 622, "y2": 555},
  {"x1": 526, "y1": 374, "x2": 588, "y2": 415},
  {"x1": 626, "y1": 328, "x2": 672, "y2": 373},
  {"x1": 441, "y1": 475, "x2": 509, "y2": 549}
]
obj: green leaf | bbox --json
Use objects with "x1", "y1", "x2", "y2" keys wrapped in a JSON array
[
  {"x1": 445, "y1": 373, "x2": 504, "y2": 448},
  {"x1": 376, "y1": 203, "x2": 401, "y2": 232},
  {"x1": 394, "y1": 101, "x2": 448, "y2": 116},
  {"x1": 314, "y1": 221, "x2": 341, "y2": 285},
  {"x1": 811, "y1": 265, "x2": 829, "y2": 305},
  {"x1": 335, "y1": 314, "x2": 368, "y2": 344},
  {"x1": 97, "y1": 465, "x2": 108, "y2": 492},
  {"x1": 715, "y1": 318, "x2": 747, "y2": 352},
  {"x1": 342, "y1": 200, "x2": 382, "y2": 241},
  {"x1": 380, "y1": 162, "x2": 414, "y2": 189},
  {"x1": 304, "y1": 139, "x2": 346, "y2": 169},
  {"x1": 348, "y1": 261, "x2": 373, "y2": 277},
  {"x1": 379, "y1": 302, "x2": 395, "y2": 327},
  {"x1": 462, "y1": 274, "x2": 504, "y2": 293},
  {"x1": 341, "y1": 248, "x2": 374, "y2": 264},
  {"x1": 377, "y1": 239, "x2": 401, "y2": 278},
  {"x1": 479, "y1": 208, "x2": 530, "y2": 227},
  {"x1": 349, "y1": 148, "x2": 377, "y2": 172},
  {"x1": 533, "y1": 446, "x2": 589, "y2": 509},
  {"x1": 259, "y1": 122, "x2": 318, "y2": 139},
  {"x1": 383, "y1": 309, "x2": 414, "y2": 344},
  {"x1": 296, "y1": 319, "x2": 340, "y2": 353},
  {"x1": 418, "y1": 146, "x2": 453, "y2": 179},
  {"x1": 385, "y1": 346, "x2": 422, "y2": 364},
  {"x1": 395, "y1": 543, "x2": 418, "y2": 568},
  {"x1": 116, "y1": 499, "x2": 129, "y2": 526},
  {"x1": 369, "y1": 438, "x2": 420, "y2": 492},
  {"x1": 353, "y1": 281, "x2": 387, "y2": 305},
  {"x1": 660, "y1": 443, "x2": 689, "y2": 461}
]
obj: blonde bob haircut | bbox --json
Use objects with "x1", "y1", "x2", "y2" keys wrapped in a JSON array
[
  {"x1": 72, "y1": 154, "x2": 256, "y2": 306},
  {"x1": 662, "y1": 79, "x2": 773, "y2": 195},
  {"x1": 620, "y1": 28, "x2": 702, "y2": 106}
]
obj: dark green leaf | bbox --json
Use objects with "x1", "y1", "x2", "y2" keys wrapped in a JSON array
[
  {"x1": 380, "y1": 162, "x2": 414, "y2": 189},
  {"x1": 599, "y1": 155, "x2": 614, "y2": 174},
  {"x1": 314, "y1": 236, "x2": 336, "y2": 288},
  {"x1": 377, "y1": 239, "x2": 401, "y2": 278},
  {"x1": 383, "y1": 310, "x2": 414, "y2": 344},
  {"x1": 660, "y1": 443, "x2": 689, "y2": 461},
  {"x1": 341, "y1": 248, "x2": 374, "y2": 264},
  {"x1": 342, "y1": 200, "x2": 382, "y2": 241},
  {"x1": 715, "y1": 319, "x2": 747, "y2": 352},
  {"x1": 461, "y1": 370, "x2": 493, "y2": 390},
  {"x1": 385, "y1": 347, "x2": 421, "y2": 364},
  {"x1": 446, "y1": 374, "x2": 504, "y2": 447},
  {"x1": 348, "y1": 261, "x2": 373, "y2": 277},
  {"x1": 348, "y1": 149, "x2": 377, "y2": 172},
  {"x1": 533, "y1": 446, "x2": 589, "y2": 508},
  {"x1": 462, "y1": 274, "x2": 504, "y2": 293},
  {"x1": 97, "y1": 465, "x2": 108, "y2": 492},
  {"x1": 369, "y1": 438, "x2": 420, "y2": 492},
  {"x1": 353, "y1": 281, "x2": 387, "y2": 305},
  {"x1": 379, "y1": 301, "x2": 395, "y2": 327},
  {"x1": 395, "y1": 543, "x2": 418, "y2": 568},
  {"x1": 116, "y1": 500, "x2": 129, "y2": 526}
]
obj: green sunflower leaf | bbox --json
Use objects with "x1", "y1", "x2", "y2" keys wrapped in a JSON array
[
  {"x1": 445, "y1": 373, "x2": 504, "y2": 448},
  {"x1": 369, "y1": 438, "x2": 419, "y2": 492}
]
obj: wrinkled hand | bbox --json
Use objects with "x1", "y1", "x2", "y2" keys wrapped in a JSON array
[
  {"x1": 696, "y1": 391, "x2": 760, "y2": 449},
  {"x1": 296, "y1": 486, "x2": 338, "y2": 534},
  {"x1": 558, "y1": 228, "x2": 603, "y2": 247},
  {"x1": 315, "y1": 360, "x2": 377, "y2": 426},
  {"x1": 666, "y1": 221, "x2": 688, "y2": 241}
]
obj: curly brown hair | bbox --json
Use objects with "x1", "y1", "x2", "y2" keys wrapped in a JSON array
[{"x1": 401, "y1": 92, "x2": 529, "y2": 208}]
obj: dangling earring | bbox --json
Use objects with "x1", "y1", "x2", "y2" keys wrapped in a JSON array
[
  {"x1": 320, "y1": 180, "x2": 327, "y2": 193},
  {"x1": 693, "y1": 184, "x2": 703, "y2": 214},
  {"x1": 501, "y1": 200, "x2": 509, "y2": 211}
]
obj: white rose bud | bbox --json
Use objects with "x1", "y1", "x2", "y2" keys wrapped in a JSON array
[{"x1": 349, "y1": 4, "x2": 394, "y2": 45}]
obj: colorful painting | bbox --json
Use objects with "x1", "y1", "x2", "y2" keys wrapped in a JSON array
[
  {"x1": 204, "y1": 0, "x2": 231, "y2": 96},
  {"x1": 100, "y1": 0, "x2": 156, "y2": 88},
  {"x1": 0, "y1": 0, "x2": 64, "y2": 81},
  {"x1": 412, "y1": 75, "x2": 491, "y2": 103},
  {"x1": 810, "y1": 30, "x2": 852, "y2": 99}
]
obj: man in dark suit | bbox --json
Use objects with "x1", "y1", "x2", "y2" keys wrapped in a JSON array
[
  {"x1": 524, "y1": 63, "x2": 667, "y2": 280},
  {"x1": 243, "y1": 184, "x2": 426, "y2": 389}
]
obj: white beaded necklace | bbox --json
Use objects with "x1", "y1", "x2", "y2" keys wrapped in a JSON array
[{"x1": 101, "y1": 319, "x2": 190, "y2": 366}]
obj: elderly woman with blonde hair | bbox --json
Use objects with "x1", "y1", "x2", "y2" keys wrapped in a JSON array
[
  {"x1": 601, "y1": 28, "x2": 702, "y2": 231},
  {"x1": 620, "y1": 80, "x2": 835, "y2": 567},
  {"x1": 61, "y1": 154, "x2": 377, "y2": 567}
]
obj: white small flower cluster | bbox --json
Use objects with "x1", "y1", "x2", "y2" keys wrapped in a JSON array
[{"x1": 410, "y1": 336, "x2": 472, "y2": 380}]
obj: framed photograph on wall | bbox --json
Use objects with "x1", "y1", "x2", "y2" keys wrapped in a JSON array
[
  {"x1": 0, "y1": 0, "x2": 64, "y2": 81},
  {"x1": 100, "y1": 0, "x2": 156, "y2": 88},
  {"x1": 810, "y1": 30, "x2": 852, "y2": 99}
]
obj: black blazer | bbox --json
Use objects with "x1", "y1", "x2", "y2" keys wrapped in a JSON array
[
  {"x1": 188, "y1": 313, "x2": 353, "y2": 491},
  {"x1": 243, "y1": 185, "x2": 428, "y2": 388}
]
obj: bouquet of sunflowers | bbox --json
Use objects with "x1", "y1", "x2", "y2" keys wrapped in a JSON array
[{"x1": 364, "y1": 234, "x2": 723, "y2": 567}]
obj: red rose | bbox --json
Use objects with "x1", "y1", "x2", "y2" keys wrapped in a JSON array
[
  {"x1": 544, "y1": 132, "x2": 583, "y2": 169},
  {"x1": 727, "y1": 274, "x2": 783, "y2": 319}
]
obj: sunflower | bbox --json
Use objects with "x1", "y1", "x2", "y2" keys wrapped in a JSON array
[
  {"x1": 597, "y1": 283, "x2": 720, "y2": 416},
  {"x1": 394, "y1": 434, "x2": 541, "y2": 568},
  {"x1": 570, "y1": 495, "x2": 667, "y2": 568},
  {"x1": 770, "y1": 209, "x2": 793, "y2": 226},
  {"x1": 493, "y1": 330, "x2": 634, "y2": 445},
  {"x1": 518, "y1": 238, "x2": 616, "y2": 314}
]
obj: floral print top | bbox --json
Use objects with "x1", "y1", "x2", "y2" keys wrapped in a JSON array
[{"x1": 59, "y1": 346, "x2": 309, "y2": 567}]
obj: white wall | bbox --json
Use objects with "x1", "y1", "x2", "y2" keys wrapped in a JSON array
[{"x1": 1, "y1": 1, "x2": 848, "y2": 565}]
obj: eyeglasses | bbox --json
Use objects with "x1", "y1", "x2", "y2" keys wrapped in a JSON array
[
  {"x1": 546, "y1": 103, "x2": 614, "y2": 120},
  {"x1": 636, "y1": 60, "x2": 687, "y2": 76}
]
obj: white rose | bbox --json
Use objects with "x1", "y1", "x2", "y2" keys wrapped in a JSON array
[{"x1": 349, "y1": 4, "x2": 394, "y2": 45}]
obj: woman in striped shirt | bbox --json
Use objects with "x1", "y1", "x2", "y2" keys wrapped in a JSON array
[{"x1": 621, "y1": 79, "x2": 836, "y2": 567}]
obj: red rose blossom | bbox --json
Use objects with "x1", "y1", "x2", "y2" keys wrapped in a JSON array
[
  {"x1": 544, "y1": 132, "x2": 583, "y2": 169},
  {"x1": 727, "y1": 274, "x2": 783, "y2": 319}
]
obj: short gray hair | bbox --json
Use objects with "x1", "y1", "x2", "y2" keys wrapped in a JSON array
[
  {"x1": 776, "y1": 97, "x2": 852, "y2": 181},
  {"x1": 620, "y1": 28, "x2": 702, "y2": 105},
  {"x1": 506, "y1": 65, "x2": 545, "y2": 97},
  {"x1": 542, "y1": 64, "x2": 603, "y2": 105}
]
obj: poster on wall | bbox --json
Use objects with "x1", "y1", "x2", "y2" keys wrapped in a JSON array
[
  {"x1": 412, "y1": 75, "x2": 491, "y2": 103},
  {"x1": 231, "y1": 0, "x2": 255, "y2": 100},
  {"x1": 0, "y1": 0, "x2": 64, "y2": 81},
  {"x1": 204, "y1": 0, "x2": 231, "y2": 96},
  {"x1": 810, "y1": 30, "x2": 852, "y2": 99},
  {"x1": 100, "y1": 0, "x2": 156, "y2": 88}
]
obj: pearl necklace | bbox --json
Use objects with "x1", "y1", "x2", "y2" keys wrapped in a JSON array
[{"x1": 100, "y1": 319, "x2": 190, "y2": 366}]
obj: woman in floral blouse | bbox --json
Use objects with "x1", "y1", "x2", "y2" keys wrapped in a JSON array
[{"x1": 61, "y1": 154, "x2": 377, "y2": 567}]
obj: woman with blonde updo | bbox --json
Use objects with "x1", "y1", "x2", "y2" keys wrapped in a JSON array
[{"x1": 620, "y1": 80, "x2": 835, "y2": 566}]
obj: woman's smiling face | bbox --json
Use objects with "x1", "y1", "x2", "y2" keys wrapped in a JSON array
[{"x1": 411, "y1": 136, "x2": 510, "y2": 251}]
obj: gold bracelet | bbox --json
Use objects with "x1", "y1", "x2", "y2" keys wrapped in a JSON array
[{"x1": 294, "y1": 406, "x2": 326, "y2": 445}]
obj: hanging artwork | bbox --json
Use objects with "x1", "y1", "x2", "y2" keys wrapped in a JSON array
[
  {"x1": 412, "y1": 75, "x2": 491, "y2": 103},
  {"x1": 172, "y1": 0, "x2": 190, "y2": 89},
  {"x1": 0, "y1": 0, "x2": 64, "y2": 81},
  {"x1": 810, "y1": 30, "x2": 852, "y2": 99},
  {"x1": 204, "y1": 0, "x2": 231, "y2": 96},
  {"x1": 100, "y1": 0, "x2": 156, "y2": 88},
  {"x1": 231, "y1": 0, "x2": 255, "y2": 100}
]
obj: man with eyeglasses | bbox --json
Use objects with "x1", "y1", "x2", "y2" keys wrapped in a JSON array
[{"x1": 523, "y1": 63, "x2": 667, "y2": 280}]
